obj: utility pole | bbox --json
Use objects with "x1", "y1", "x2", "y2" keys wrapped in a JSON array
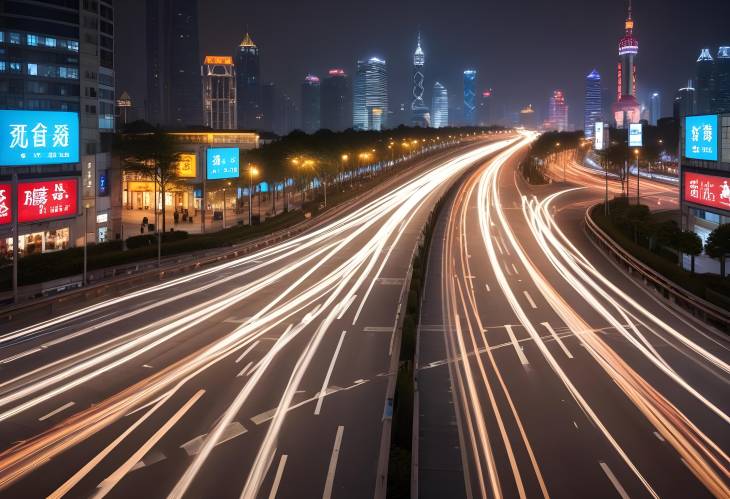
[{"x1": 11, "y1": 172, "x2": 18, "y2": 303}]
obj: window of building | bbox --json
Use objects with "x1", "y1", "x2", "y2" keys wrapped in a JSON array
[
  {"x1": 0, "y1": 32, "x2": 4, "y2": 43},
  {"x1": 85, "y1": 86, "x2": 97, "y2": 97},
  {"x1": 27, "y1": 34, "x2": 38, "y2": 46},
  {"x1": 9, "y1": 62, "x2": 21, "y2": 73},
  {"x1": 0, "y1": 62, "x2": 5, "y2": 72},
  {"x1": 9, "y1": 33, "x2": 21, "y2": 45},
  {"x1": 85, "y1": 104, "x2": 97, "y2": 114},
  {"x1": 67, "y1": 40, "x2": 79, "y2": 52},
  {"x1": 27, "y1": 63, "x2": 37, "y2": 76},
  {"x1": 44, "y1": 37, "x2": 57, "y2": 48}
]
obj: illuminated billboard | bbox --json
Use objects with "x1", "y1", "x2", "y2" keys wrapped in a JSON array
[
  {"x1": 0, "y1": 184, "x2": 11, "y2": 225},
  {"x1": 18, "y1": 178, "x2": 79, "y2": 223},
  {"x1": 0, "y1": 110, "x2": 79, "y2": 166},
  {"x1": 629, "y1": 123, "x2": 642, "y2": 147},
  {"x1": 685, "y1": 115, "x2": 718, "y2": 161},
  {"x1": 177, "y1": 153, "x2": 197, "y2": 178},
  {"x1": 206, "y1": 147, "x2": 239, "y2": 180},
  {"x1": 594, "y1": 122, "x2": 605, "y2": 150},
  {"x1": 683, "y1": 171, "x2": 730, "y2": 212}
]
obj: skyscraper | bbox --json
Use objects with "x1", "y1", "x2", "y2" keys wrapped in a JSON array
[
  {"x1": 260, "y1": 82, "x2": 276, "y2": 133},
  {"x1": 548, "y1": 89, "x2": 569, "y2": 132},
  {"x1": 321, "y1": 69, "x2": 352, "y2": 132},
  {"x1": 650, "y1": 91, "x2": 661, "y2": 125},
  {"x1": 612, "y1": 1, "x2": 641, "y2": 128},
  {"x1": 477, "y1": 89, "x2": 493, "y2": 126},
  {"x1": 584, "y1": 70, "x2": 602, "y2": 138},
  {"x1": 235, "y1": 33, "x2": 261, "y2": 130},
  {"x1": 463, "y1": 70, "x2": 477, "y2": 126},
  {"x1": 431, "y1": 82, "x2": 449, "y2": 128},
  {"x1": 673, "y1": 81, "x2": 696, "y2": 120},
  {"x1": 716, "y1": 47, "x2": 730, "y2": 113},
  {"x1": 353, "y1": 57, "x2": 388, "y2": 131},
  {"x1": 202, "y1": 56, "x2": 236, "y2": 130},
  {"x1": 696, "y1": 48, "x2": 716, "y2": 114},
  {"x1": 301, "y1": 75, "x2": 321, "y2": 134},
  {"x1": 519, "y1": 105, "x2": 538, "y2": 129},
  {"x1": 411, "y1": 33, "x2": 430, "y2": 127}
]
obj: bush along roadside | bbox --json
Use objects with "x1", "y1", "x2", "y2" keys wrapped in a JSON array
[{"x1": 387, "y1": 196, "x2": 444, "y2": 499}]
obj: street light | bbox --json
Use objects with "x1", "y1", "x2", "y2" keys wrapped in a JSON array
[
  {"x1": 248, "y1": 164, "x2": 259, "y2": 226},
  {"x1": 634, "y1": 148, "x2": 641, "y2": 205},
  {"x1": 83, "y1": 202, "x2": 91, "y2": 285}
]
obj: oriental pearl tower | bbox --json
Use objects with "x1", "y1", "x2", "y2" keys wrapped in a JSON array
[{"x1": 612, "y1": 0, "x2": 641, "y2": 128}]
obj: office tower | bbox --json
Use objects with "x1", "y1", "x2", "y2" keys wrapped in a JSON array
[
  {"x1": 696, "y1": 48, "x2": 715, "y2": 114},
  {"x1": 463, "y1": 70, "x2": 477, "y2": 125},
  {"x1": 431, "y1": 82, "x2": 449, "y2": 128},
  {"x1": 202, "y1": 56, "x2": 236, "y2": 130},
  {"x1": 713, "y1": 46, "x2": 730, "y2": 113},
  {"x1": 321, "y1": 69, "x2": 352, "y2": 132},
  {"x1": 260, "y1": 82, "x2": 276, "y2": 132},
  {"x1": 477, "y1": 89, "x2": 493, "y2": 126},
  {"x1": 411, "y1": 33, "x2": 430, "y2": 127},
  {"x1": 584, "y1": 70, "x2": 602, "y2": 137},
  {"x1": 146, "y1": 0, "x2": 201, "y2": 128},
  {"x1": 650, "y1": 91, "x2": 661, "y2": 125},
  {"x1": 353, "y1": 57, "x2": 388, "y2": 131},
  {"x1": 235, "y1": 33, "x2": 261, "y2": 130},
  {"x1": 519, "y1": 105, "x2": 538, "y2": 129},
  {"x1": 301, "y1": 75, "x2": 321, "y2": 134},
  {"x1": 548, "y1": 89, "x2": 569, "y2": 132},
  {"x1": 612, "y1": 1, "x2": 641, "y2": 128},
  {"x1": 276, "y1": 91, "x2": 298, "y2": 136},
  {"x1": 673, "y1": 81, "x2": 696, "y2": 120}
]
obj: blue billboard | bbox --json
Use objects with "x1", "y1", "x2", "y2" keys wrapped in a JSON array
[
  {"x1": 685, "y1": 114, "x2": 718, "y2": 161},
  {"x1": 0, "y1": 110, "x2": 79, "y2": 166},
  {"x1": 629, "y1": 123, "x2": 643, "y2": 147},
  {"x1": 206, "y1": 147, "x2": 240, "y2": 180}
]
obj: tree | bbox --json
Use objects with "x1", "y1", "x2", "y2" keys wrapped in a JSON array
[
  {"x1": 620, "y1": 204, "x2": 650, "y2": 243},
  {"x1": 649, "y1": 220, "x2": 680, "y2": 253},
  {"x1": 114, "y1": 130, "x2": 182, "y2": 234},
  {"x1": 705, "y1": 224, "x2": 730, "y2": 278},
  {"x1": 676, "y1": 231, "x2": 703, "y2": 274}
]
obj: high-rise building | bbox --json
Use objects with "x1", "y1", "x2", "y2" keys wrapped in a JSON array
[
  {"x1": 696, "y1": 48, "x2": 716, "y2": 114},
  {"x1": 411, "y1": 33, "x2": 430, "y2": 127},
  {"x1": 463, "y1": 70, "x2": 477, "y2": 125},
  {"x1": 650, "y1": 91, "x2": 661, "y2": 125},
  {"x1": 202, "y1": 56, "x2": 236, "y2": 130},
  {"x1": 519, "y1": 105, "x2": 538, "y2": 129},
  {"x1": 146, "y1": 0, "x2": 202, "y2": 128},
  {"x1": 548, "y1": 90, "x2": 569, "y2": 132},
  {"x1": 235, "y1": 33, "x2": 261, "y2": 130},
  {"x1": 612, "y1": 1, "x2": 641, "y2": 128},
  {"x1": 353, "y1": 57, "x2": 388, "y2": 131},
  {"x1": 713, "y1": 46, "x2": 730, "y2": 113},
  {"x1": 477, "y1": 89, "x2": 493, "y2": 126},
  {"x1": 584, "y1": 70, "x2": 602, "y2": 138},
  {"x1": 276, "y1": 90, "x2": 298, "y2": 136},
  {"x1": 301, "y1": 74, "x2": 321, "y2": 134},
  {"x1": 431, "y1": 82, "x2": 449, "y2": 128},
  {"x1": 321, "y1": 69, "x2": 352, "y2": 132},
  {"x1": 673, "y1": 81, "x2": 696, "y2": 120},
  {"x1": 260, "y1": 82, "x2": 276, "y2": 133}
]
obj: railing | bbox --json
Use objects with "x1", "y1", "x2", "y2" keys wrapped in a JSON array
[{"x1": 584, "y1": 205, "x2": 730, "y2": 331}]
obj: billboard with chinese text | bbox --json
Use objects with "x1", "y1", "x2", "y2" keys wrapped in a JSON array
[
  {"x1": 685, "y1": 115, "x2": 718, "y2": 161},
  {"x1": 177, "y1": 153, "x2": 197, "y2": 178},
  {"x1": 0, "y1": 184, "x2": 10, "y2": 225},
  {"x1": 594, "y1": 122, "x2": 605, "y2": 150},
  {"x1": 18, "y1": 178, "x2": 79, "y2": 223},
  {"x1": 206, "y1": 147, "x2": 239, "y2": 180},
  {"x1": 0, "y1": 110, "x2": 79, "y2": 166},
  {"x1": 629, "y1": 123, "x2": 643, "y2": 147},
  {"x1": 683, "y1": 171, "x2": 730, "y2": 212}
]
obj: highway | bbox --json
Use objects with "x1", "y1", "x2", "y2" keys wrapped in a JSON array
[
  {"x1": 0, "y1": 137, "x2": 517, "y2": 499},
  {"x1": 418, "y1": 137, "x2": 729, "y2": 498}
]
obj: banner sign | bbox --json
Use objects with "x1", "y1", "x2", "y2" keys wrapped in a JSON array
[
  {"x1": 18, "y1": 178, "x2": 79, "y2": 223},
  {"x1": 0, "y1": 184, "x2": 10, "y2": 225},
  {"x1": 629, "y1": 123, "x2": 642, "y2": 147},
  {"x1": 683, "y1": 171, "x2": 730, "y2": 212},
  {"x1": 0, "y1": 110, "x2": 79, "y2": 166},
  {"x1": 685, "y1": 115, "x2": 718, "y2": 161},
  {"x1": 594, "y1": 122, "x2": 605, "y2": 150},
  {"x1": 177, "y1": 153, "x2": 197, "y2": 178},
  {"x1": 206, "y1": 147, "x2": 239, "y2": 180}
]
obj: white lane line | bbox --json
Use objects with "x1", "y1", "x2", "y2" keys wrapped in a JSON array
[
  {"x1": 494, "y1": 237, "x2": 504, "y2": 255},
  {"x1": 268, "y1": 454, "x2": 288, "y2": 499},
  {"x1": 180, "y1": 421, "x2": 248, "y2": 456},
  {"x1": 572, "y1": 421, "x2": 579, "y2": 429},
  {"x1": 238, "y1": 361, "x2": 253, "y2": 377},
  {"x1": 653, "y1": 431, "x2": 665, "y2": 442},
  {"x1": 322, "y1": 426, "x2": 344, "y2": 499},
  {"x1": 315, "y1": 331, "x2": 347, "y2": 415},
  {"x1": 600, "y1": 462, "x2": 630, "y2": 499},
  {"x1": 485, "y1": 283, "x2": 491, "y2": 292},
  {"x1": 363, "y1": 326, "x2": 393, "y2": 332},
  {"x1": 523, "y1": 290, "x2": 537, "y2": 309},
  {"x1": 1, "y1": 347, "x2": 42, "y2": 364},
  {"x1": 95, "y1": 389, "x2": 205, "y2": 498},
  {"x1": 142, "y1": 364, "x2": 153, "y2": 369},
  {"x1": 541, "y1": 322, "x2": 574, "y2": 359},
  {"x1": 246, "y1": 358, "x2": 264, "y2": 376},
  {"x1": 235, "y1": 340, "x2": 260, "y2": 363},
  {"x1": 504, "y1": 325, "x2": 529, "y2": 365},
  {"x1": 512, "y1": 263, "x2": 519, "y2": 275},
  {"x1": 38, "y1": 401, "x2": 75, "y2": 421},
  {"x1": 504, "y1": 264, "x2": 512, "y2": 276},
  {"x1": 336, "y1": 295, "x2": 357, "y2": 320}
]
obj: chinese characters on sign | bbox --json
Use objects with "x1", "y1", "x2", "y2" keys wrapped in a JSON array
[
  {"x1": 18, "y1": 179, "x2": 79, "y2": 223},
  {"x1": 683, "y1": 171, "x2": 730, "y2": 212},
  {"x1": 206, "y1": 147, "x2": 240, "y2": 180},
  {"x1": 0, "y1": 110, "x2": 79, "y2": 166},
  {"x1": 177, "y1": 153, "x2": 197, "y2": 178},
  {"x1": 629, "y1": 123, "x2": 643, "y2": 147},
  {"x1": 0, "y1": 184, "x2": 11, "y2": 225},
  {"x1": 684, "y1": 115, "x2": 718, "y2": 161}
]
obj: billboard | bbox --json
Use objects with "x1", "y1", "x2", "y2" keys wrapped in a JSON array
[
  {"x1": 683, "y1": 171, "x2": 730, "y2": 212},
  {"x1": 0, "y1": 110, "x2": 79, "y2": 166},
  {"x1": 177, "y1": 153, "x2": 197, "y2": 178},
  {"x1": 594, "y1": 122, "x2": 605, "y2": 150},
  {"x1": 0, "y1": 184, "x2": 11, "y2": 225},
  {"x1": 18, "y1": 178, "x2": 79, "y2": 223},
  {"x1": 206, "y1": 147, "x2": 239, "y2": 180},
  {"x1": 98, "y1": 170, "x2": 109, "y2": 197},
  {"x1": 629, "y1": 123, "x2": 642, "y2": 147},
  {"x1": 685, "y1": 114, "x2": 718, "y2": 161}
]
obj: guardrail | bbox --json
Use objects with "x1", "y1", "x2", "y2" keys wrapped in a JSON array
[{"x1": 584, "y1": 206, "x2": 730, "y2": 331}]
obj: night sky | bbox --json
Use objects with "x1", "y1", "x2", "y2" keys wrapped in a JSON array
[{"x1": 116, "y1": 0, "x2": 730, "y2": 128}]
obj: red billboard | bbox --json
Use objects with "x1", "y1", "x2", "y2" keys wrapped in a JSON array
[
  {"x1": 18, "y1": 178, "x2": 78, "y2": 223},
  {"x1": 683, "y1": 171, "x2": 730, "y2": 212},
  {"x1": 0, "y1": 184, "x2": 10, "y2": 225}
]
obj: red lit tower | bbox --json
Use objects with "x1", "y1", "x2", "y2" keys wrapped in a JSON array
[{"x1": 612, "y1": 0, "x2": 641, "y2": 128}]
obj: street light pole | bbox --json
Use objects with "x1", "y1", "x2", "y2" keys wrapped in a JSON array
[
  {"x1": 11, "y1": 172, "x2": 18, "y2": 303},
  {"x1": 83, "y1": 204, "x2": 89, "y2": 286},
  {"x1": 635, "y1": 149, "x2": 641, "y2": 205},
  {"x1": 248, "y1": 167, "x2": 253, "y2": 226}
]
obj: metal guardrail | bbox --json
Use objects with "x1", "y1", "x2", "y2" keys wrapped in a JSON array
[{"x1": 584, "y1": 206, "x2": 730, "y2": 330}]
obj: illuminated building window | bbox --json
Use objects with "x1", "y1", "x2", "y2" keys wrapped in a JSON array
[
  {"x1": 27, "y1": 34, "x2": 38, "y2": 46},
  {"x1": 9, "y1": 32, "x2": 20, "y2": 44},
  {"x1": 27, "y1": 63, "x2": 38, "y2": 75}
]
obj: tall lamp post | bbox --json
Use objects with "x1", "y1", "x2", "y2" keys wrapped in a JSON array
[
  {"x1": 248, "y1": 164, "x2": 258, "y2": 226},
  {"x1": 634, "y1": 148, "x2": 641, "y2": 205},
  {"x1": 83, "y1": 202, "x2": 91, "y2": 285}
]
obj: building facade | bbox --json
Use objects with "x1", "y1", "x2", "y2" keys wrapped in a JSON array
[
  {"x1": 674, "y1": 82, "x2": 696, "y2": 121},
  {"x1": 235, "y1": 33, "x2": 261, "y2": 130},
  {"x1": 696, "y1": 48, "x2": 716, "y2": 115},
  {"x1": 612, "y1": 2, "x2": 641, "y2": 128},
  {"x1": 584, "y1": 70, "x2": 602, "y2": 138},
  {"x1": 321, "y1": 69, "x2": 351, "y2": 132},
  {"x1": 477, "y1": 89, "x2": 493, "y2": 126},
  {"x1": 411, "y1": 34, "x2": 429, "y2": 127},
  {"x1": 548, "y1": 89, "x2": 569, "y2": 132},
  {"x1": 463, "y1": 70, "x2": 477, "y2": 126},
  {"x1": 354, "y1": 57, "x2": 388, "y2": 131},
  {"x1": 519, "y1": 105, "x2": 538, "y2": 129},
  {"x1": 716, "y1": 47, "x2": 730, "y2": 114},
  {"x1": 650, "y1": 91, "x2": 661, "y2": 125},
  {"x1": 301, "y1": 74, "x2": 321, "y2": 134},
  {"x1": 202, "y1": 56, "x2": 236, "y2": 130},
  {"x1": 431, "y1": 82, "x2": 448, "y2": 128}
]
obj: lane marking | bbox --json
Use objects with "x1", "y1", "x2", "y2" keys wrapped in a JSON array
[
  {"x1": 336, "y1": 295, "x2": 357, "y2": 320},
  {"x1": 224, "y1": 316, "x2": 251, "y2": 324},
  {"x1": 653, "y1": 431, "x2": 665, "y2": 442},
  {"x1": 363, "y1": 326, "x2": 393, "y2": 333},
  {"x1": 180, "y1": 421, "x2": 247, "y2": 456},
  {"x1": 322, "y1": 426, "x2": 344, "y2": 499},
  {"x1": 142, "y1": 364, "x2": 153, "y2": 369},
  {"x1": 504, "y1": 325, "x2": 529, "y2": 365},
  {"x1": 541, "y1": 322, "x2": 574, "y2": 359},
  {"x1": 600, "y1": 462, "x2": 630, "y2": 499},
  {"x1": 485, "y1": 283, "x2": 491, "y2": 292},
  {"x1": 268, "y1": 454, "x2": 288, "y2": 499},
  {"x1": 315, "y1": 330, "x2": 347, "y2": 415},
  {"x1": 235, "y1": 341, "x2": 260, "y2": 363},
  {"x1": 238, "y1": 361, "x2": 253, "y2": 377},
  {"x1": 38, "y1": 401, "x2": 75, "y2": 422},
  {"x1": 523, "y1": 290, "x2": 537, "y2": 309},
  {"x1": 1, "y1": 348, "x2": 42, "y2": 364}
]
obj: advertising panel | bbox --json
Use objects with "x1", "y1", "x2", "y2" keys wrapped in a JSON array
[
  {"x1": 18, "y1": 178, "x2": 79, "y2": 223},
  {"x1": 177, "y1": 153, "x2": 197, "y2": 178},
  {"x1": 0, "y1": 110, "x2": 79, "y2": 166},
  {"x1": 127, "y1": 180, "x2": 156, "y2": 192},
  {"x1": 629, "y1": 123, "x2": 643, "y2": 147},
  {"x1": 206, "y1": 147, "x2": 239, "y2": 180},
  {"x1": 685, "y1": 115, "x2": 718, "y2": 161},
  {"x1": 683, "y1": 171, "x2": 730, "y2": 212},
  {"x1": 98, "y1": 170, "x2": 109, "y2": 197},
  {"x1": 0, "y1": 184, "x2": 11, "y2": 225},
  {"x1": 594, "y1": 122, "x2": 605, "y2": 150}
]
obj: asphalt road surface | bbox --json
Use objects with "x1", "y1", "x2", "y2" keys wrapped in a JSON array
[{"x1": 418, "y1": 136, "x2": 729, "y2": 498}]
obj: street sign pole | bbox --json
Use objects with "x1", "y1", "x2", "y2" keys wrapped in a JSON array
[{"x1": 11, "y1": 172, "x2": 18, "y2": 303}]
